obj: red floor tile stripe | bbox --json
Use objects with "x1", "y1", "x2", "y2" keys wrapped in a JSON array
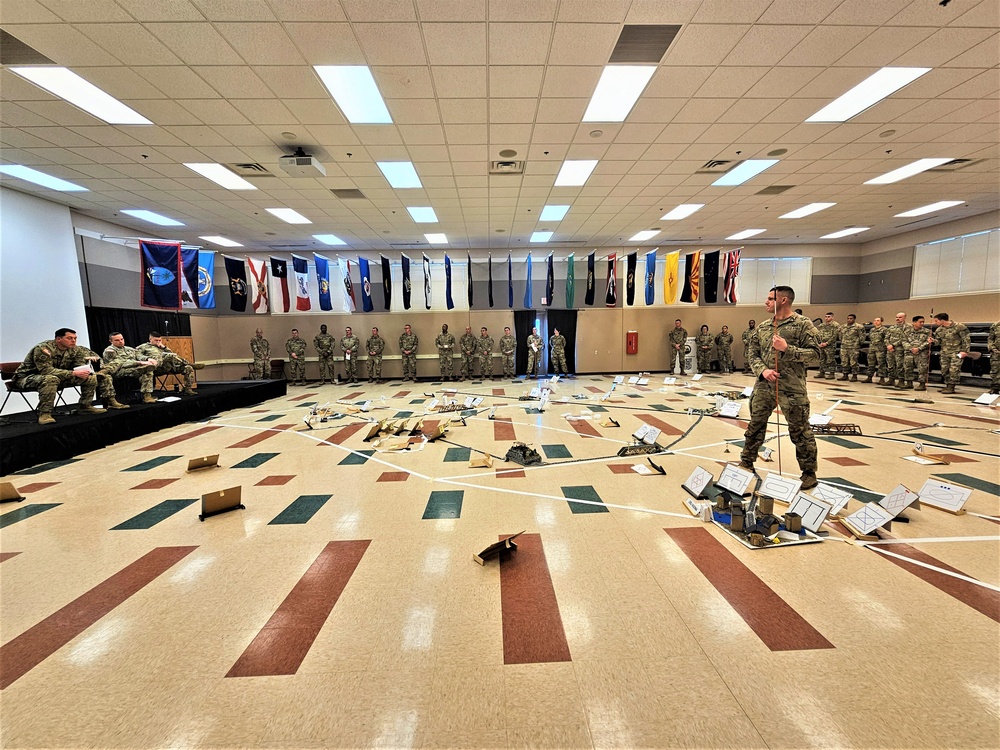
[
  {"x1": 664, "y1": 527, "x2": 834, "y2": 651},
  {"x1": 256, "y1": 475, "x2": 295, "y2": 486},
  {"x1": 496, "y1": 468, "x2": 525, "y2": 478},
  {"x1": 636, "y1": 413, "x2": 683, "y2": 436},
  {"x1": 585, "y1": 386, "x2": 604, "y2": 393},
  {"x1": 0, "y1": 552, "x2": 21, "y2": 563},
  {"x1": 318, "y1": 422, "x2": 369, "y2": 446},
  {"x1": 608, "y1": 464, "x2": 634, "y2": 474},
  {"x1": 716, "y1": 416, "x2": 749, "y2": 430},
  {"x1": 871, "y1": 543, "x2": 1000, "y2": 622},
  {"x1": 420, "y1": 420, "x2": 441, "y2": 435},
  {"x1": 130, "y1": 478, "x2": 180, "y2": 490},
  {"x1": 14, "y1": 482, "x2": 60, "y2": 494},
  {"x1": 492, "y1": 388, "x2": 505, "y2": 396},
  {"x1": 226, "y1": 540, "x2": 371, "y2": 678},
  {"x1": 570, "y1": 420, "x2": 601, "y2": 438},
  {"x1": 342, "y1": 391, "x2": 363, "y2": 400},
  {"x1": 824, "y1": 456, "x2": 868, "y2": 467},
  {"x1": 287, "y1": 393, "x2": 312, "y2": 401},
  {"x1": 137, "y1": 425, "x2": 222, "y2": 451},
  {"x1": 493, "y1": 417, "x2": 516, "y2": 441},
  {"x1": 392, "y1": 390, "x2": 410, "y2": 398},
  {"x1": 0, "y1": 546, "x2": 197, "y2": 689},
  {"x1": 839, "y1": 407, "x2": 927, "y2": 428},
  {"x1": 376, "y1": 471, "x2": 409, "y2": 482},
  {"x1": 499, "y1": 533, "x2": 572, "y2": 665},
  {"x1": 227, "y1": 424, "x2": 296, "y2": 449}
]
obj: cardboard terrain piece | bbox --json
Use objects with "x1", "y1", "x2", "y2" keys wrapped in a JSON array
[{"x1": 473, "y1": 531, "x2": 525, "y2": 565}]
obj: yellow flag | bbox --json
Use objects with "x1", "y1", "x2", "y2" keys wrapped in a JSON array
[{"x1": 664, "y1": 251, "x2": 679, "y2": 304}]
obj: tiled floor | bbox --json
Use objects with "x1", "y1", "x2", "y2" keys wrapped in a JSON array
[{"x1": 1, "y1": 374, "x2": 998, "y2": 749}]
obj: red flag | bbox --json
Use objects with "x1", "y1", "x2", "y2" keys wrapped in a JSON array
[{"x1": 723, "y1": 249, "x2": 742, "y2": 303}]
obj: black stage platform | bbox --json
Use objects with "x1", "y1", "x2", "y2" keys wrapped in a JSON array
[{"x1": 0, "y1": 380, "x2": 286, "y2": 476}]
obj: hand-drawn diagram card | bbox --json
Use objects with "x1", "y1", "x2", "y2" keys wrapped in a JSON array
[
  {"x1": 842, "y1": 503, "x2": 894, "y2": 535},
  {"x1": 811, "y1": 483, "x2": 852, "y2": 515},
  {"x1": 877, "y1": 484, "x2": 919, "y2": 517},
  {"x1": 788, "y1": 493, "x2": 832, "y2": 533},
  {"x1": 758, "y1": 472, "x2": 802, "y2": 504},
  {"x1": 682, "y1": 466, "x2": 714, "y2": 498},
  {"x1": 613, "y1": 375, "x2": 625, "y2": 384},
  {"x1": 917, "y1": 479, "x2": 973, "y2": 514},
  {"x1": 628, "y1": 376, "x2": 639, "y2": 384},
  {"x1": 717, "y1": 464, "x2": 754, "y2": 496},
  {"x1": 719, "y1": 401, "x2": 742, "y2": 418}
]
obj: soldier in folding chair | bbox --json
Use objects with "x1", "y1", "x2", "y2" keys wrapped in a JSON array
[{"x1": 136, "y1": 331, "x2": 205, "y2": 396}]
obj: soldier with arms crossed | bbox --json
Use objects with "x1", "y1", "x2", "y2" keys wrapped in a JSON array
[{"x1": 137, "y1": 331, "x2": 204, "y2": 395}]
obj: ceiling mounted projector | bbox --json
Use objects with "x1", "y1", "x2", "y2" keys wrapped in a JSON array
[{"x1": 278, "y1": 148, "x2": 327, "y2": 177}]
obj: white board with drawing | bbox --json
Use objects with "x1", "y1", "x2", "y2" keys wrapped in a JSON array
[
  {"x1": 758, "y1": 472, "x2": 802, "y2": 504},
  {"x1": 917, "y1": 479, "x2": 973, "y2": 513},
  {"x1": 717, "y1": 464, "x2": 754, "y2": 496},
  {"x1": 788, "y1": 493, "x2": 832, "y2": 533}
]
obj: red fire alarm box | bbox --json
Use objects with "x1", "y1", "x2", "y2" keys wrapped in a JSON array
[{"x1": 626, "y1": 330, "x2": 638, "y2": 355}]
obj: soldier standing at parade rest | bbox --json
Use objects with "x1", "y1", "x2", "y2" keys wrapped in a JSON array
[
  {"x1": 13, "y1": 328, "x2": 107, "y2": 425},
  {"x1": 285, "y1": 329, "x2": 307, "y2": 385},
  {"x1": 526, "y1": 326, "x2": 543, "y2": 377},
  {"x1": 716, "y1": 325, "x2": 734, "y2": 374},
  {"x1": 478, "y1": 327, "x2": 495, "y2": 379},
  {"x1": 815, "y1": 312, "x2": 840, "y2": 379},
  {"x1": 667, "y1": 319, "x2": 688, "y2": 376},
  {"x1": 366, "y1": 327, "x2": 385, "y2": 384},
  {"x1": 341, "y1": 326, "x2": 360, "y2": 385},
  {"x1": 549, "y1": 328, "x2": 569, "y2": 375},
  {"x1": 900, "y1": 315, "x2": 931, "y2": 391},
  {"x1": 435, "y1": 324, "x2": 456, "y2": 381},
  {"x1": 499, "y1": 326, "x2": 516, "y2": 379},
  {"x1": 314, "y1": 324, "x2": 336, "y2": 384},
  {"x1": 695, "y1": 325, "x2": 713, "y2": 374},
  {"x1": 739, "y1": 286, "x2": 821, "y2": 490},
  {"x1": 459, "y1": 326, "x2": 477, "y2": 381},
  {"x1": 250, "y1": 328, "x2": 270, "y2": 379},
  {"x1": 399, "y1": 324, "x2": 418, "y2": 381},
  {"x1": 988, "y1": 321, "x2": 1000, "y2": 395},
  {"x1": 102, "y1": 332, "x2": 156, "y2": 404},
  {"x1": 137, "y1": 331, "x2": 204, "y2": 395},
  {"x1": 931, "y1": 313, "x2": 970, "y2": 394},
  {"x1": 865, "y1": 317, "x2": 888, "y2": 384},
  {"x1": 884, "y1": 312, "x2": 908, "y2": 387},
  {"x1": 839, "y1": 314, "x2": 863, "y2": 381},
  {"x1": 741, "y1": 320, "x2": 756, "y2": 373}
]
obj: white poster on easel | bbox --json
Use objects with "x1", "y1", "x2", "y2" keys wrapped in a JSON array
[
  {"x1": 717, "y1": 464, "x2": 754, "y2": 496},
  {"x1": 682, "y1": 466, "x2": 714, "y2": 498},
  {"x1": 842, "y1": 503, "x2": 894, "y2": 535},
  {"x1": 811, "y1": 483, "x2": 852, "y2": 515},
  {"x1": 917, "y1": 479, "x2": 973, "y2": 513},
  {"x1": 877, "y1": 484, "x2": 919, "y2": 516},
  {"x1": 788, "y1": 493, "x2": 832, "y2": 533},
  {"x1": 758, "y1": 472, "x2": 802, "y2": 504}
]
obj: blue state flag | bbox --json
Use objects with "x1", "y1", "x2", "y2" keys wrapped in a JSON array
[
  {"x1": 644, "y1": 250, "x2": 656, "y2": 305},
  {"x1": 140, "y1": 240, "x2": 182, "y2": 309},
  {"x1": 359, "y1": 256, "x2": 374, "y2": 312},
  {"x1": 523, "y1": 253, "x2": 532, "y2": 308},
  {"x1": 198, "y1": 250, "x2": 216, "y2": 309},
  {"x1": 314, "y1": 254, "x2": 332, "y2": 311}
]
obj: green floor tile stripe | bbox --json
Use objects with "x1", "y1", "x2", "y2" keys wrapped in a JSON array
[
  {"x1": 14, "y1": 459, "x2": 81, "y2": 475},
  {"x1": 903, "y1": 432, "x2": 967, "y2": 447},
  {"x1": 818, "y1": 436, "x2": 870, "y2": 450},
  {"x1": 269, "y1": 494, "x2": 332, "y2": 525},
  {"x1": 932, "y1": 473, "x2": 1000, "y2": 498},
  {"x1": 123, "y1": 455, "x2": 183, "y2": 472},
  {"x1": 587, "y1": 405, "x2": 609, "y2": 412},
  {"x1": 562, "y1": 485, "x2": 609, "y2": 514},
  {"x1": 232, "y1": 453, "x2": 280, "y2": 469},
  {"x1": 393, "y1": 411, "x2": 414, "y2": 418},
  {"x1": 0, "y1": 504, "x2": 61, "y2": 529},
  {"x1": 542, "y1": 444, "x2": 572, "y2": 459},
  {"x1": 255, "y1": 414, "x2": 286, "y2": 422},
  {"x1": 444, "y1": 447, "x2": 471, "y2": 462},
  {"x1": 338, "y1": 449, "x2": 375, "y2": 466},
  {"x1": 409, "y1": 399, "x2": 425, "y2": 405},
  {"x1": 820, "y1": 477, "x2": 881, "y2": 504},
  {"x1": 650, "y1": 404, "x2": 671, "y2": 411},
  {"x1": 111, "y1": 499, "x2": 197, "y2": 530},
  {"x1": 422, "y1": 490, "x2": 464, "y2": 519}
]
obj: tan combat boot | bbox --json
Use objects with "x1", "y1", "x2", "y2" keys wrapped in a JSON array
[
  {"x1": 914, "y1": 383, "x2": 926, "y2": 391},
  {"x1": 38, "y1": 412, "x2": 56, "y2": 425},
  {"x1": 107, "y1": 397, "x2": 130, "y2": 409},
  {"x1": 79, "y1": 403, "x2": 106, "y2": 414},
  {"x1": 142, "y1": 392, "x2": 157, "y2": 403},
  {"x1": 837, "y1": 373, "x2": 849, "y2": 381},
  {"x1": 850, "y1": 374, "x2": 858, "y2": 382},
  {"x1": 865, "y1": 375, "x2": 873, "y2": 383},
  {"x1": 182, "y1": 388, "x2": 197, "y2": 396}
]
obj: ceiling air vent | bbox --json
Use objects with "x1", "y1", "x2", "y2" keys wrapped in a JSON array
[
  {"x1": 609, "y1": 25, "x2": 682, "y2": 64},
  {"x1": 0, "y1": 30, "x2": 54, "y2": 65},
  {"x1": 489, "y1": 160, "x2": 525, "y2": 175},
  {"x1": 696, "y1": 159, "x2": 733, "y2": 174},
  {"x1": 755, "y1": 185, "x2": 795, "y2": 195},
  {"x1": 926, "y1": 158, "x2": 986, "y2": 172},
  {"x1": 330, "y1": 188, "x2": 367, "y2": 200},
  {"x1": 268, "y1": 244, "x2": 312, "y2": 250},
  {"x1": 226, "y1": 163, "x2": 273, "y2": 177}
]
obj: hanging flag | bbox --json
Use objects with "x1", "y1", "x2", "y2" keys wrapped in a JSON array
[
  {"x1": 444, "y1": 254, "x2": 454, "y2": 310},
  {"x1": 401, "y1": 255, "x2": 412, "y2": 310},
  {"x1": 605, "y1": 253, "x2": 617, "y2": 307},
  {"x1": 380, "y1": 255, "x2": 392, "y2": 310},
  {"x1": 664, "y1": 251, "x2": 679, "y2": 304},
  {"x1": 507, "y1": 253, "x2": 513, "y2": 308},
  {"x1": 422, "y1": 253, "x2": 431, "y2": 309},
  {"x1": 625, "y1": 252, "x2": 637, "y2": 306},
  {"x1": 566, "y1": 253, "x2": 575, "y2": 308},
  {"x1": 703, "y1": 250, "x2": 720, "y2": 304},
  {"x1": 723, "y1": 249, "x2": 742, "y2": 303},
  {"x1": 313, "y1": 254, "x2": 332, "y2": 311},
  {"x1": 197, "y1": 250, "x2": 216, "y2": 309},
  {"x1": 180, "y1": 246, "x2": 199, "y2": 309},
  {"x1": 270, "y1": 257, "x2": 290, "y2": 312},
  {"x1": 644, "y1": 250, "x2": 656, "y2": 305},
  {"x1": 223, "y1": 255, "x2": 248, "y2": 312},
  {"x1": 585, "y1": 251, "x2": 596, "y2": 305},
  {"x1": 467, "y1": 252, "x2": 474, "y2": 306},
  {"x1": 523, "y1": 253, "x2": 532, "y2": 308},
  {"x1": 140, "y1": 240, "x2": 182, "y2": 309},
  {"x1": 358, "y1": 256, "x2": 374, "y2": 312},
  {"x1": 488, "y1": 253, "x2": 494, "y2": 308},
  {"x1": 292, "y1": 255, "x2": 311, "y2": 311},
  {"x1": 333, "y1": 256, "x2": 354, "y2": 312},
  {"x1": 247, "y1": 256, "x2": 269, "y2": 314},
  {"x1": 545, "y1": 254, "x2": 554, "y2": 307},
  {"x1": 680, "y1": 251, "x2": 701, "y2": 303}
]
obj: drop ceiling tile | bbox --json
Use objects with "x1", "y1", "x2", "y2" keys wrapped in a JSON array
[
  {"x1": 940, "y1": 31, "x2": 1000, "y2": 68},
  {"x1": 18, "y1": 99, "x2": 107, "y2": 126},
  {"x1": 352, "y1": 23, "x2": 427, "y2": 65},
  {"x1": 279, "y1": 98, "x2": 345, "y2": 125},
  {"x1": 489, "y1": 98, "x2": 537, "y2": 124},
  {"x1": 488, "y1": 66, "x2": 545, "y2": 98},
  {"x1": 342, "y1": 0, "x2": 417, "y2": 21},
  {"x1": 716, "y1": 98, "x2": 783, "y2": 124},
  {"x1": 266, "y1": 0, "x2": 349, "y2": 21},
  {"x1": 423, "y1": 23, "x2": 487, "y2": 65},
  {"x1": 439, "y1": 98, "x2": 486, "y2": 124},
  {"x1": 539, "y1": 65, "x2": 603, "y2": 98},
  {"x1": 672, "y1": 98, "x2": 736, "y2": 124},
  {"x1": 835, "y1": 26, "x2": 935, "y2": 66},
  {"x1": 214, "y1": 23, "x2": 307, "y2": 65},
  {"x1": 281, "y1": 23, "x2": 364, "y2": 65},
  {"x1": 398, "y1": 123, "x2": 446, "y2": 145},
  {"x1": 2, "y1": 23, "x2": 122, "y2": 65},
  {"x1": 131, "y1": 66, "x2": 217, "y2": 99},
  {"x1": 122, "y1": 99, "x2": 204, "y2": 125},
  {"x1": 415, "y1": 0, "x2": 486, "y2": 22},
  {"x1": 548, "y1": 23, "x2": 620, "y2": 65},
  {"x1": 77, "y1": 23, "x2": 185, "y2": 66},
  {"x1": 145, "y1": 23, "x2": 245, "y2": 65},
  {"x1": 406, "y1": 144, "x2": 451, "y2": 161},
  {"x1": 0, "y1": 101, "x2": 58, "y2": 127},
  {"x1": 951, "y1": 0, "x2": 999, "y2": 28},
  {"x1": 489, "y1": 0, "x2": 556, "y2": 21},
  {"x1": 780, "y1": 26, "x2": 874, "y2": 67},
  {"x1": 723, "y1": 25, "x2": 813, "y2": 66},
  {"x1": 370, "y1": 66, "x2": 435, "y2": 99},
  {"x1": 745, "y1": 66, "x2": 824, "y2": 97},
  {"x1": 444, "y1": 124, "x2": 487, "y2": 144},
  {"x1": 177, "y1": 99, "x2": 252, "y2": 125},
  {"x1": 191, "y1": 67, "x2": 274, "y2": 99},
  {"x1": 386, "y1": 98, "x2": 441, "y2": 124},
  {"x1": 489, "y1": 123, "x2": 531, "y2": 143},
  {"x1": 535, "y1": 98, "x2": 588, "y2": 123},
  {"x1": 63, "y1": 125, "x2": 140, "y2": 147},
  {"x1": 489, "y1": 23, "x2": 553, "y2": 65},
  {"x1": 1, "y1": 0, "x2": 62, "y2": 23},
  {"x1": 226, "y1": 99, "x2": 297, "y2": 125},
  {"x1": 893, "y1": 27, "x2": 997, "y2": 66},
  {"x1": 887, "y1": 0, "x2": 987, "y2": 27},
  {"x1": 691, "y1": 0, "x2": 769, "y2": 23}
]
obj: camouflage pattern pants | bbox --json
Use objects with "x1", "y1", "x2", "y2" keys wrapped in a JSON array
[
  {"x1": 14, "y1": 372, "x2": 97, "y2": 414},
  {"x1": 991, "y1": 352, "x2": 1000, "y2": 389},
  {"x1": 551, "y1": 351, "x2": 567, "y2": 374},
  {"x1": 251, "y1": 357, "x2": 268, "y2": 379},
  {"x1": 887, "y1": 348, "x2": 904, "y2": 381},
  {"x1": 696, "y1": 350, "x2": 711, "y2": 374},
  {"x1": 478, "y1": 352, "x2": 492, "y2": 378},
  {"x1": 867, "y1": 346, "x2": 887, "y2": 378},
  {"x1": 154, "y1": 358, "x2": 194, "y2": 389},
  {"x1": 526, "y1": 350, "x2": 539, "y2": 376},
  {"x1": 288, "y1": 358, "x2": 305, "y2": 382},
  {"x1": 402, "y1": 354, "x2": 417, "y2": 380},
  {"x1": 439, "y1": 353, "x2": 454, "y2": 379},
  {"x1": 667, "y1": 346, "x2": 684, "y2": 373},
  {"x1": 718, "y1": 348, "x2": 732, "y2": 373},
  {"x1": 741, "y1": 383, "x2": 817, "y2": 473},
  {"x1": 939, "y1": 349, "x2": 962, "y2": 385},
  {"x1": 104, "y1": 360, "x2": 154, "y2": 393},
  {"x1": 502, "y1": 354, "x2": 515, "y2": 378},
  {"x1": 460, "y1": 354, "x2": 475, "y2": 379},
  {"x1": 343, "y1": 355, "x2": 357, "y2": 381},
  {"x1": 840, "y1": 347, "x2": 859, "y2": 375},
  {"x1": 367, "y1": 355, "x2": 382, "y2": 381},
  {"x1": 818, "y1": 347, "x2": 837, "y2": 376},
  {"x1": 317, "y1": 354, "x2": 335, "y2": 381},
  {"x1": 903, "y1": 350, "x2": 930, "y2": 384}
]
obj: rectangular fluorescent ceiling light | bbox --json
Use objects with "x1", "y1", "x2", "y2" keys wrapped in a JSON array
[
  {"x1": 895, "y1": 200, "x2": 965, "y2": 217},
  {"x1": 407, "y1": 206, "x2": 438, "y2": 223},
  {"x1": 554, "y1": 160, "x2": 598, "y2": 187},
  {"x1": 377, "y1": 161, "x2": 422, "y2": 189},
  {"x1": 530, "y1": 231, "x2": 553, "y2": 243},
  {"x1": 121, "y1": 209, "x2": 184, "y2": 227},
  {"x1": 712, "y1": 160, "x2": 778, "y2": 187},
  {"x1": 184, "y1": 163, "x2": 257, "y2": 190},
  {"x1": 726, "y1": 229, "x2": 766, "y2": 240},
  {"x1": 539, "y1": 205, "x2": 570, "y2": 221},
  {"x1": 660, "y1": 203, "x2": 703, "y2": 221},
  {"x1": 582, "y1": 65, "x2": 656, "y2": 122},
  {"x1": 313, "y1": 234, "x2": 346, "y2": 246},
  {"x1": 424, "y1": 233, "x2": 448, "y2": 244},
  {"x1": 780, "y1": 202, "x2": 836, "y2": 219},
  {"x1": 806, "y1": 67, "x2": 931, "y2": 123},
  {"x1": 865, "y1": 158, "x2": 953, "y2": 185},
  {"x1": 629, "y1": 230, "x2": 659, "y2": 242},
  {"x1": 10, "y1": 67, "x2": 151, "y2": 125},
  {"x1": 265, "y1": 207, "x2": 311, "y2": 224},
  {"x1": 199, "y1": 235, "x2": 242, "y2": 248},
  {"x1": 0, "y1": 164, "x2": 87, "y2": 191},
  {"x1": 313, "y1": 65, "x2": 392, "y2": 124},
  {"x1": 821, "y1": 227, "x2": 869, "y2": 239}
]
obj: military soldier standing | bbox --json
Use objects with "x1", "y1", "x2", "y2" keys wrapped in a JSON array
[
  {"x1": 435, "y1": 324, "x2": 456, "y2": 381},
  {"x1": 285, "y1": 329, "x2": 307, "y2": 385},
  {"x1": 13, "y1": 327, "x2": 106, "y2": 425},
  {"x1": 526, "y1": 326, "x2": 543, "y2": 377},
  {"x1": 399, "y1": 324, "x2": 418, "y2": 381},
  {"x1": 988, "y1": 321, "x2": 1000, "y2": 395},
  {"x1": 815, "y1": 312, "x2": 840, "y2": 379},
  {"x1": 667, "y1": 319, "x2": 688, "y2": 375},
  {"x1": 839, "y1": 314, "x2": 863, "y2": 381},
  {"x1": 137, "y1": 332, "x2": 203, "y2": 395},
  {"x1": 885, "y1": 312, "x2": 908, "y2": 387},
  {"x1": 314, "y1": 324, "x2": 336, "y2": 384},
  {"x1": 341, "y1": 326, "x2": 360, "y2": 385},
  {"x1": 499, "y1": 326, "x2": 516, "y2": 379},
  {"x1": 459, "y1": 326, "x2": 477, "y2": 381},
  {"x1": 478, "y1": 327, "x2": 495, "y2": 379},
  {"x1": 715, "y1": 325, "x2": 734, "y2": 374},
  {"x1": 103, "y1": 332, "x2": 157, "y2": 403},
  {"x1": 741, "y1": 320, "x2": 756, "y2": 373},
  {"x1": 865, "y1": 317, "x2": 888, "y2": 384},
  {"x1": 900, "y1": 315, "x2": 931, "y2": 390},
  {"x1": 249, "y1": 328, "x2": 270, "y2": 379},
  {"x1": 931, "y1": 313, "x2": 970, "y2": 394},
  {"x1": 739, "y1": 286, "x2": 820, "y2": 489},
  {"x1": 549, "y1": 328, "x2": 568, "y2": 375},
  {"x1": 366, "y1": 327, "x2": 385, "y2": 383},
  {"x1": 695, "y1": 325, "x2": 714, "y2": 374}
]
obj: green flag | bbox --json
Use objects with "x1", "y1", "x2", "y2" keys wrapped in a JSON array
[{"x1": 565, "y1": 253, "x2": 575, "y2": 308}]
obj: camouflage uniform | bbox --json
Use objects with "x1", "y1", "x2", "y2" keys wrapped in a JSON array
[
  {"x1": 399, "y1": 330, "x2": 419, "y2": 381},
  {"x1": 136, "y1": 341, "x2": 195, "y2": 393},
  {"x1": 715, "y1": 332, "x2": 734, "y2": 373},
  {"x1": 667, "y1": 326, "x2": 688, "y2": 374},
  {"x1": 341, "y1": 333, "x2": 360, "y2": 383},
  {"x1": 459, "y1": 332, "x2": 477, "y2": 380},
  {"x1": 839, "y1": 321, "x2": 864, "y2": 379},
  {"x1": 901, "y1": 325, "x2": 932, "y2": 389},
  {"x1": 249, "y1": 335, "x2": 270, "y2": 379},
  {"x1": 740, "y1": 313, "x2": 820, "y2": 476},
  {"x1": 885, "y1": 322, "x2": 909, "y2": 386},
  {"x1": 866, "y1": 325, "x2": 888, "y2": 382},
  {"x1": 478, "y1": 332, "x2": 495, "y2": 378},
  {"x1": 549, "y1": 334, "x2": 568, "y2": 374},
  {"x1": 435, "y1": 331, "x2": 456, "y2": 380},
  {"x1": 988, "y1": 322, "x2": 1000, "y2": 393},
  {"x1": 102, "y1": 344, "x2": 154, "y2": 397},
  {"x1": 314, "y1": 331, "x2": 336, "y2": 383},
  {"x1": 366, "y1": 333, "x2": 385, "y2": 382},
  {"x1": 499, "y1": 333, "x2": 516, "y2": 378},
  {"x1": 695, "y1": 332, "x2": 714, "y2": 374},
  {"x1": 815, "y1": 321, "x2": 840, "y2": 379},
  {"x1": 285, "y1": 336, "x2": 307, "y2": 384},
  {"x1": 77, "y1": 346, "x2": 122, "y2": 406},
  {"x1": 12, "y1": 339, "x2": 100, "y2": 418},
  {"x1": 741, "y1": 325, "x2": 756, "y2": 373},
  {"x1": 526, "y1": 333, "x2": 543, "y2": 376},
  {"x1": 932, "y1": 321, "x2": 971, "y2": 390}
]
